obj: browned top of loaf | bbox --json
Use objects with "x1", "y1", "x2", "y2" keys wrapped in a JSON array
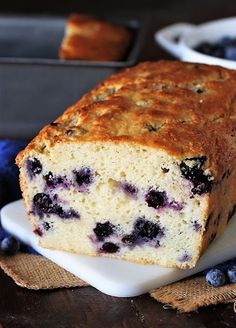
[
  {"x1": 59, "y1": 13, "x2": 131, "y2": 61},
  {"x1": 17, "y1": 60, "x2": 236, "y2": 175}
]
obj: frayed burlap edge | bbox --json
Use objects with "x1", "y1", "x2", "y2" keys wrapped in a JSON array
[
  {"x1": 150, "y1": 276, "x2": 236, "y2": 312},
  {"x1": 1, "y1": 253, "x2": 236, "y2": 312},
  {"x1": 0, "y1": 253, "x2": 88, "y2": 289}
]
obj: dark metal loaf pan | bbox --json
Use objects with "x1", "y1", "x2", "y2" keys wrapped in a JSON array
[{"x1": 0, "y1": 15, "x2": 145, "y2": 139}]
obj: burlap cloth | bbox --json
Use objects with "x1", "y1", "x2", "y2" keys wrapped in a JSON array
[{"x1": 0, "y1": 252, "x2": 235, "y2": 313}]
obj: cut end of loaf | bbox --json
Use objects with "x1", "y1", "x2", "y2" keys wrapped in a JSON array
[{"x1": 18, "y1": 141, "x2": 212, "y2": 269}]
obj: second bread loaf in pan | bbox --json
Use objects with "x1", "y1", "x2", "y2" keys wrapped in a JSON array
[{"x1": 59, "y1": 14, "x2": 132, "y2": 61}]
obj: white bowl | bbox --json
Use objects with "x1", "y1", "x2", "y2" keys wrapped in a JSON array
[{"x1": 155, "y1": 17, "x2": 236, "y2": 69}]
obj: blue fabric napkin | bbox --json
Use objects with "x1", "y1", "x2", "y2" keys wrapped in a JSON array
[
  {"x1": 0, "y1": 140, "x2": 40, "y2": 255},
  {"x1": 0, "y1": 140, "x2": 27, "y2": 208}
]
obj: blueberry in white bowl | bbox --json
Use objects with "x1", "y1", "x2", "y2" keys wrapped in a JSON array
[
  {"x1": 155, "y1": 17, "x2": 236, "y2": 69},
  {"x1": 195, "y1": 36, "x2": 236, "y2": 61}
]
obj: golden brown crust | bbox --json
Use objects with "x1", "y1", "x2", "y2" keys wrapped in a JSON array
[
  {"x1": 59, "y1": 13, "x2": 131, "y2": 61},
  {"x1": 17, "y1": 60, "x2": 236, "y2": 181}
]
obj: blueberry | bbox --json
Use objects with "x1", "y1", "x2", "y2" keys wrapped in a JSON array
[
  {"x1": 121, "y1": 218, "x2": 164, "y2": 247},
  {"x1": 195, "y1": 42, "x2": 213, "y2": 56},
  {"x1": 193, "y1": 220, "x2": 202, "y2": 232},
  {"x1": 94, "y1": 221, "x2": 114, "y2": 241},
  {"x1": 145, "y1": 189, "x2": 166, "y2": 209},
  {"x1": 135, "y1": 218, "x2": 161, "y2": 240},
  {"x1": 203, "y1": 258, "x2": 236, "y2": 276},
  {"x1": 33, "y1": 193, "x2": 79, "y2": 219},
  {"x1": 44, "y1": 171, "x2": 56, "y2": 187},
  {"x1": 121, "y1": 182, "x2": 138, "y2": 198},
  {"x1": 62, "y1": 208, "x2": 80, "y2": 219},
  {"x1": 206, "y1": 269, "x2": 226, "y2": 287},
  {"x1": 53, "y1": 203, "x2": 80, "y2": 219},
  {"x1": 52, "y1": 204, "x2": 65, "y2": 217},
  {"x1": 180, "y1": 157, "x2": 212, "y2": 195},
  {"x1": 179, "y1": 252, "x2": 192, "y2": 262},
  {"x1": 224, "y1": 45, "x2": 236, "y2": 61},
  {"x1": 33, "y1": 193, "x2": 54, "y2": 216},
  {"x1": 73, "y1": 167, "x2": 93, "y2": 188},
  {"x1": 194, "y1": 37, "x2": 236, "y2": 61},
  {"x1": 100, "y1": 242, "x2": 119, "y2": 253},
  {"x1": 42, "y1": 221, "x2": 52, "y2": 231},
  {"x1": 44, "y1": 172, "x2": 67, "y2": 188},
  {"x1": 227, "y1": 266, "x2": 236, "y2": 283},
  {"x1": 121, "y1": 234, "x2": 137, "y2": 244},
  {"x1": 27, "y1": 158, "x2": 42, "y2": 177},
  {"x1": 1, "y1": 236, "x2": 20, "y2": 255},
  {"x1": 195, "y1": 42, "x2": 224, "y2": 58},
  {"x1": 211, "y1": 45, "x2": 224, "y2": 58},
  {"x1": 218, "y1": 36, "x2": 231, "y2": 46},
  {"x1": 169, "y1": 201, "x2": 183, "y2": 211}
]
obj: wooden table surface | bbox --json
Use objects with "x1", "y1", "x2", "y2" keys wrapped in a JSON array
[{"x1": 1, "y1": 1, "x2": 236, "y2": 327}]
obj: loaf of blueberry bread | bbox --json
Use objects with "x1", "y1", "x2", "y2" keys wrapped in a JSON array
[{"x1": 16, "y1": 60, "x2": 236, "y2": 269}]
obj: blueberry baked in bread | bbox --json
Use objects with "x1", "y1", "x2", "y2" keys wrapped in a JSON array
[
  {"x1": 16, "y1": 61, "x2": 236, "y2": 269},
  {"x1": 59, "y1": 14, "x2": 131, "y2": 61}
]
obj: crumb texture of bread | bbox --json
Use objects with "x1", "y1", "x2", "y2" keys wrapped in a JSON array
[
  {"x1": 59, "y1": 13, "x2": 131, "y2": 61},
  {"x1": 16, "y1": 60, "x2": 236, "y2": 269}
]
